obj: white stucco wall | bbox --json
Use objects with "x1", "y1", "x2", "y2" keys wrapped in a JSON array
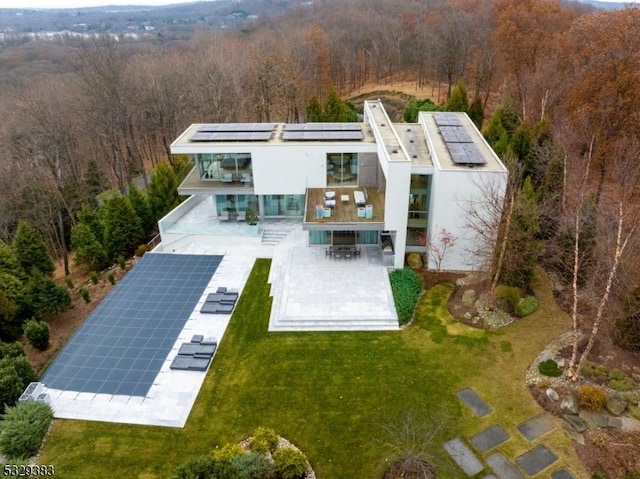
[{"x1": 428, "y1": 168, "x2": 507, "y2": 271}]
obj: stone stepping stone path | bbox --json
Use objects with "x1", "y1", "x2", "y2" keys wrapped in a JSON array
[
  {"x1": 470, "y1": 425, "x2": 510, "y2": 453},
  {"x1": 443, "y1": 437, "x2": 484, "y2": 476},
  {"x1": 515, "y1": 444, "x2": 558, "y2": 476},
  {"x1": 486, "y1": 452, "x2": 525, "y2": 479},
  {"x1": 551, "y1": 468, "x2": 576, "y2": 479},
  {"x1": 457, "y1": 387, "x2": 492, "y2": 417},
  {"x1": 517, "y1": 413, "x2": 556, "y2": 441}
]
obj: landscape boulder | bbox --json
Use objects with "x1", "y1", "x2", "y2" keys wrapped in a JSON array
[
  {"x1": 461, "y1": 289, "x2": 477, "y2": 305},
  {"x1": 560, "y1": 394, "x2": 579, "y2": 415},
  {"x1": 546, "y1": 388, "x2": 560, "y2": 402},
  {"x1": 606, "y1": 394, "x2": 627, "y2": 416}
]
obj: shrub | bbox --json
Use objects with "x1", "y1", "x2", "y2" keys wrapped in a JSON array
[
  {"x1": 0, "y1": 401, "x2": 53, "y2": 459},
  {"x1": 389, "y1": 268, "x2": 423, "y2": 326},
  {"x1": 117, "y1": 255, "x2": 126, "y2": 270},
  {"x1": 515, "y1": 296, "x2": 539, "y2": 317},
  {"x1": 233, "y1": 452, "x2": 274, "y2": 479},
  {"x1": 538, "y1": 359, "x2": 563, "y2": 377},
  {"x1": 251, "y1": 427, "x2": 279, "y2": 454},
  {"x1": 135, "y1": 244, "x2": 150, "y2": 257},
  {"x1": 610, "y1": 377, "x2": 637, "y2": 392},
  {"x1": 496, "y1": 285, "x2": 521, "y2": 312},
  {"x1": 171, "y1": 454, "x2": 216, "y2": 479},
  {"x1": 609, "y1": 368, "x2": 626, "y2": 381},
  {"x1": 212, "y1": 443, "x2": 244, "y2": 461},
  {"x1": 612, "y1": 313, "x2": 640, "y2": 352},
  {"x1": 0, "y1": 356, "x2": 37, "y2": 412},
  {"x1": 578, "y1": 385, "x2": 607, "y2": 410},
  {"x1": 64, "y1": 276, "x2": 74, "y2": 289},
  {"x1": 0, "y1": 342, "x2": 25, "y2": 360},
  {"x1": 23, "y1": 319, "x2": 50, "y2": 351},
  {"x1": 273, "y1": 447, "x2": 308, "y2": 479},
  {"x1": 107, "y1": 272, "x2": 115, "y2": 285},
  {"x1": 89, "y1": 271, "x2": 99, "y2": 284},
  {"x1": 629, "y1": 405, "x2": 640, "y2": 421},
  {"x1": 582, "y1": 361, "x2": 608, "y2": 379},
  {"x1": 79, "y1": 287, "x2": 90, "y2": 303}
]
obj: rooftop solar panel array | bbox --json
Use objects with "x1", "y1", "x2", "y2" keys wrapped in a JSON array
[
  {"x1": 282, "y1": 122, "x2": 364, "y2": 141},
  {"x1": 190, "y1": 123, "x2": 275, "y2": 142},
  {"x1": 433, "y1": 113, "x2": 487, "y2": 166},
  {"x1": 190, "y1": 131, "x2": 273, "y2": 142},
  {"x1": 41, "y1": 253, "x2": 222, "y2": 397},
  {"x1": 197, "y1": 123, "x2": 275, "y2": 132}
]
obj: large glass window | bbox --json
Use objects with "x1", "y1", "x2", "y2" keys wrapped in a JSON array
[
  {"x1": 308, "y1": 230, "x2": 379, "y2": 245},
  {"x1": 327, "y1": 153, "x2": 358, "y2": 186},
  {"x1": 406, "y1": 174, "x2": 431, "y2": 247},
  {"x1": 264, "y1": 195, "x2": 304, "y2": 216},
  {"x1": 215, "y1": 194, "x2": 258, "y2": 216},
  {"x1": 198, "y1": 153, "x2": 252, "y2": 184}
]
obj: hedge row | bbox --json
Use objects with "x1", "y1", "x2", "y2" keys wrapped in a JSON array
[{"x1": 389, "y1": 269, "x2": 423, "y2": 326}]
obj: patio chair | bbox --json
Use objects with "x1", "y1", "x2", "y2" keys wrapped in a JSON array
[
  {"x1": 325, "y1": 248, "x2": 332, "y2": 257},
  {"x1": 236, "y1": 210, "x2": 246, "y2": 222},
  {"x1": 222, "y1": 173, "x2": 233, "y2": 183},
  {"x1": 334, "y1": 251, "x2": 342, "y2": 260},
  {"x1": 219, "y1": 210, "x2": 229, "y2": 221},
  {"x1": 344, "y1": 251, "x2": 352, "y2": 259}
]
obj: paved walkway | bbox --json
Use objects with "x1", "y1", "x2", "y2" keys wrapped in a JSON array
[{"x1": 444, "y1": 387, "x2": 577, "y2": 478}]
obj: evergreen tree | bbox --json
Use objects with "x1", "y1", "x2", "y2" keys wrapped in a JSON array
[
  {"x1": 70, "y1": 223, "x2": 108, "y2": 271},
  {"x1": 147, "y1": 162, "x2": 180, "y2": 221},
  {"x1": 27, "y1": 271, "x2": 72, "y2": 319},
  {"x1": 322, "y1": 87, "x2": 357, "y2": 122},
  {"x1": 468, "y1": 97, "x2": 485, "y2": 130},
  {"x1": 500, "y1": 177, "x2": 542, "y2": 289},
  {"x1": 77, "y1": 205, "x2": 104, "y2": 244},
  {"x1": 0, "y1": 241, "x2": 22, "y2": 278},
  {"x1": 445, "y1": 80, "x2": 469, "y2": 112},
  {"x1": 11, "y1": 221, "x2": 55, "y2": 277},
  {"x1": 102, "y1": 196, "x2": 144, "y2": 261},
  {"x1": 128, "y1": 186, "x2": 154, "y2": 235},
  {"x1": 83, "y1": 159, "x2": 104, "y2": 206},
  {"x1": 403, "y1": 98, "x2": 444, "y2": 122},
  {"x1": 306, "y1": 96, "x2": 322, "y2": 122}
]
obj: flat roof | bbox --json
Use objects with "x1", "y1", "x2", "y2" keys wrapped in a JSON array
[
  {"x1": 171, "y1": 123, "x2": 377, "y2": 151},
  {"x1": 420, "y1": 112, "x2": 507, "y2": 173},
  {"x1": 394, "y1": 123, "x2": 432, "y2": 167}
]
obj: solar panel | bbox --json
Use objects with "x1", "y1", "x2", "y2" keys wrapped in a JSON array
[
  {"x1": 447, "y1": 142, "x2": 487, "y2": 165},
  {"x1": 440, "y1": 126, "x2": 473, "y2": 143},
  {"x1": 282, "y1": 130, "x2": 364, "y2": 141},
  {"x1": 198, "y1": 123, "x2": 275, "y2": 132},
  {"x1": 434, "y1": 113, "x2": 463, "y2": 126},
  {"x1": 283, "y1": 123, "x2": 362, "y2": 132},
  {"x1": 41, "y1": 253, "x2": 223, "y2": 397}
]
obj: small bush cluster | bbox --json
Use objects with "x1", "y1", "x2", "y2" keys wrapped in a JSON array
[
  {"x1": 117, "y1": 256, "x2": 126, "y2": 270},
  {"x1": 273, "y1": 447, "x2": 308, "y2": 479},
  {"x1": 78, "y1": 287, "x2": 90, "y2": 303},
  {"x1": 582, "y1": 361, "x2": 608, "y2": 380},
  {"x1": 135, "y1": 244, "x2": 150, "y2": 257},
  {"x1": 107, "y1": 272, "x2": 115, "y2": 285},
  {"x1": 0, "y1": 401, "x2": 53, "y2": 459},
  {"x1": 578, "y1": 385, "x2": 607, "y2": 410},
  {"x1": 64, "y1": 276, "x2": 74, "y2": 289},
  {"x1": 515, "y1": 296, "x2": 539, "y2": 317},
  {"x1": 389, "y1": 268, "x2": 423, "y2": 326},
  {"x1": 0, "y1": 343, "x2": 37, "y2": 413},
  {"x1": 609, "y1": 370, "x2": 637, "y2": 392},
  {"x1": 496, "y1": 285, "x2": 521, "y2": 312},
  {"x1": 172, "y1": 428, "x2": 308, "y2": 479},
  {"x1": 23, "y1": 319, "x2": 50, "y2": 351},
  {"x1": 538, "y1": 359, "x2": 563, "y2": 377},
  {"x1": 89, "y1": 271, "x2": 99, "y2": 284}
]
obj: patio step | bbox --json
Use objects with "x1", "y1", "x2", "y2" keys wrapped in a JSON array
[
  {"x1": 269, "y1": 318, "x2": 399, "y2": 332},
  {"x1": 262, "y1": 229, "x2": 290, "y2": 245}
]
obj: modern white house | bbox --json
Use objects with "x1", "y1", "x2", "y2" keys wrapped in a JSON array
[{"x1": 164, "y1": 99, "x2": 507, "y2": 271}]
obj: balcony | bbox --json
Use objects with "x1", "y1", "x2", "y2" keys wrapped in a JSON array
[
  {"x1": 303, "y1": 187, "x2": 385, "y2": 229},
  {"x1": 178, "y1": 166, "x2": 254, "y2": 196}
]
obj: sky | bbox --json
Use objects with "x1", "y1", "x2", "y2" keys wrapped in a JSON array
[
  {"x1": 0, "y1": 0, "x2": 637, "y2": 8},
  {"x1": 0, "y1": 0, "x2": 215, "y2": 8}
]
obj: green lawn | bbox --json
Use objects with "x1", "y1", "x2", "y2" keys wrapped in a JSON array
[{"x1": 38, "y1": 260, "x2": 585, "y2": 478}]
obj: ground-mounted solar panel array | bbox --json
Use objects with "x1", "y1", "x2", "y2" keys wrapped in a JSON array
[
  {"x1": 190, "y1": 123, "x2": 275, "y2": 142},
  {"x1": 433, "y1": 113, "x2": 487, "y2": 166},
  {"x1": 282, "y1": 122, "x2": 364, "y2": 141},
  {"x1": 41, "y1": 253, "x2": 223, "y2": 397}
]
